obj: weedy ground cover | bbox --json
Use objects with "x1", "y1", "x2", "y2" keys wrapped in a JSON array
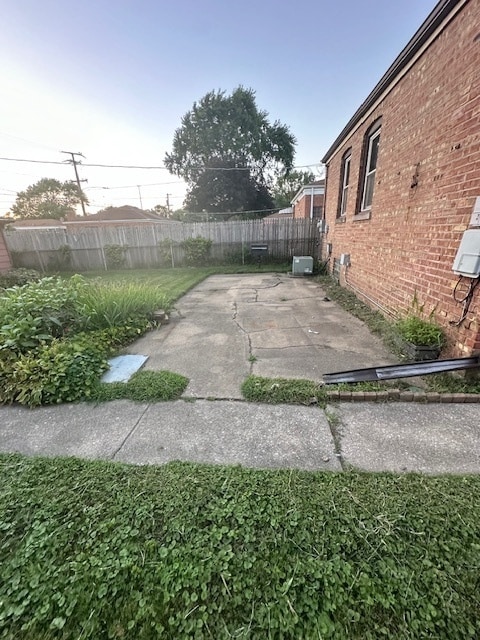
[{"x1": 0, "y1": 454, "x2": 479, "y2": 639}]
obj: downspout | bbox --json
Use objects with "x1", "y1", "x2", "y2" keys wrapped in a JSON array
[{"x1": 310, "y1": 186, "x2": 314, "y2": 220}]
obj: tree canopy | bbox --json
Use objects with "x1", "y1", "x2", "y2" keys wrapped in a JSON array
[
  {"x1": 272, "y1": 170, "x2": 316, "y2": 209},
  {"x1": 165, "y1": 87, "x2": 296, "y2": 216},
  {"x1": 10, "y1": 178, "x2": 88, "y2": 220}
]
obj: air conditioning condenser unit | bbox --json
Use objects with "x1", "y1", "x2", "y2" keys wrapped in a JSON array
[{"x1": 292, "y1": 256, "x2": 313, "y2": 275}]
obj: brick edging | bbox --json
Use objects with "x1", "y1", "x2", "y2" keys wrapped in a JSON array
[{"x1": 325, "y1": 390, "x2": 480, "y2": 403}]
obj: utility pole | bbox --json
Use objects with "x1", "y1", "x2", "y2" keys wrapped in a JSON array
[
  {"x1": 166, "y1": 193, "x2": 171, "y2": 216},
  {"x1": 137, "y1": 185, "x2": 144, "y2": 209},
  {"x1": 62, "y1": 151, "x2": 87, "y2": 216}
]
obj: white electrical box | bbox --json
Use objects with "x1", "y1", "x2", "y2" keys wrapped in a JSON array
[
  {"x1": 469, "y1": 196, "x2": 480, "y2": 227},
  {"x1": 452, "y1": 229, "x2": 480, "y2": 277},
  {"x1": 292, "y1": 256, "x2": 313, "y2": 275}
]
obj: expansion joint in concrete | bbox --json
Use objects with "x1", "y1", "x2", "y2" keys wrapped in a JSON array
[
  {"x1": 324, "y1": 407, "x2": 346, "y2": 471},
  {"x1": 111, "y1": 404, "x2": 150, "y2": 460}
]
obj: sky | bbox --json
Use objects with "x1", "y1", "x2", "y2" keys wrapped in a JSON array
[{"x1": 0, "y1": 0, "x2": 439, "y2": 217}]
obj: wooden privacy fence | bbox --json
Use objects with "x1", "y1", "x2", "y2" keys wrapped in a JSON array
[{"x1": 4, "y1": 218, "x2": 320, "y2": 271}]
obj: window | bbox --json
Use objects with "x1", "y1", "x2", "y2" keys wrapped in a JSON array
[
  {"x1": 338, "y1": 151, "x2": 351, "y2": 217},
  {"x1": 312, "y1": 206, "x2": 323, "y2": 219},
  {"x1": 360, "y1": 123, "x2": 381, "y2": 212}
]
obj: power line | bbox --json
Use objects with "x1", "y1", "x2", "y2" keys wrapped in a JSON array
[
  {"x1": 85, "y1": 180, "x2": 184, "y2": 190},
  {"x1": 183, "y1": 207, "x2": 278, "y2": 216},
  {"x1": 0, "y1": 155, "x2": 323, "y2": 171},
  {"x1": 0, "y1": 156, "x2": 67, "y2": 165}
]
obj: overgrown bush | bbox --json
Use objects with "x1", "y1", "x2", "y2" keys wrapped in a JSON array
[
  {"x1": 47, "y1": 244, "x2": 72, "y2": 272},
  {"x1": 396, "y1": 315, "x2": 444, "y2": 347},
  {"x1": 0, "y1": 336, "x2": 108, "y2": 406},
  {"x1": 75, "y1": 280, "x2": 171, "y2": 330},
  {"x1": 0, "y1": 275, "x2": 167, "y2": 406},
  {"x1": 157, "y1": 238, "x2": 176, "y2": 266},
  {"x1": 0, "y1": 268, "x2": 41, "y2": 290},
  {"x1": 181, "y1": 236, "x2": 212, "y2": 265},
  {"x1": 0, "y1": 276, "x2": 86, "y2": 352},
  {"x1": 104, "y1": 244, "x2": 128, "y2": 269}
]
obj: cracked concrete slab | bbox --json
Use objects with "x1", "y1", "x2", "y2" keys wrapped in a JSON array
[
  {"x1": 114, "y1": 400, "x2": 341, "y2": 471},
  {"x1": 0, "y1": 401, "x2": 148, "y2": 460},
  {"x1": 334, "y1": 402, "x2": 480, "y2": 474},
  {"x1": 125, "y1": 274, "x2": 395, "y2": 397}
]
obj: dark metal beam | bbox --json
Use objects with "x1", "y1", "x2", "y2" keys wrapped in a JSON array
[{"x1": 323, "y1": 357, "x2": 480, "y2": 384}]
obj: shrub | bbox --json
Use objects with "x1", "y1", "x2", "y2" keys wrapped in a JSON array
[
  {"x1": 157, "y1": 238, "x2": 176, "y2": 266},
  {"x1": 395, "y1": 291, "x2": 445, "y2": 347},
  {"x1": 0, "y1": 276, "x2": 87, "y2": 352},
  {"x1": 104, "y1": 244, "x2": 128, "y2": 269},
  {"x1": 47, "y1": 244, "x2": 72, "y2": 271},
  {"x1": 0, "y1": 336, "x2": 109, "y2": 406},
  {"x1": 0, "y1": 274, "x2": 156, "y2": 406},
  {"x1": 75, "y1": 280, "x2": 171, "y2": 330},
  {"x1": 0, "y1": 268, "x2": 41, "y2": 290},
  {"x1": 396, "y1": 315, "x2": 444, "y2": 347},
  {"x1": 181, "y1": 236, "x2": 212, "y2": 265}
]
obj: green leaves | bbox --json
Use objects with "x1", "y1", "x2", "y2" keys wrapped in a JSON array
[
  {"x1": 396, "y1": 315, "x2": 445, "y2": 347},
  {"x1": 0, "y1": 276, "x2": 167, "y2": 406},
  {"x1": 165, "y1": 86, "x2": 296, "y2": 214},
  {"x1": 242, "y1": 375, "x2": 326, "y2": 405},
  {"x1": 180, "y1": 236, "x2": 212, "y2": 266},
  {"x1": 10, "y1": 177, "x2": 88, "y2": 220},
  {"x1": 1, "y1": 456, "x2": 480, "y2": 638},
  {"x1": 91, "y1": 370, "x2": 189, "y2": 403}
]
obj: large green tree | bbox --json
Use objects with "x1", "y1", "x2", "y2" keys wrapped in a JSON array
[
  {"x1": 10, "y1": 178, "x2": 88, "y2": 219},
  {"x1": 272, "y1": 170, "x2": 316, "y2": 209},
  {"x1": 165, "y1": 87, "x2": 296, "y2": 216}
]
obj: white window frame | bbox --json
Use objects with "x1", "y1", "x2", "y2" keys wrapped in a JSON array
[
  {"x1": 360, "y1": 128, "x2": 380, "y2": 211},
  {"x1": 339, "y1": 154, "x2": 351, "y2": 217}
]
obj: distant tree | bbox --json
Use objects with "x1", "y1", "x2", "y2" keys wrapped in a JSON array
[
  {"x1": 272, "y1": 170, "x2": 316, "y2": 209},
  {"x1": 165, "y1": 87, "x2": 296, "y2": 216},
  {"x1": 10, "y1": 178, "x2": 87, "y2": 219},
  {"x1": 183, "y1": 160, "x2": 274, "y2": 217},
  {"x1": 151, "y1": 204, "x2": 171, "y2": 218},
  {"x1": 169, "y1": 209, "x2": 187, "y2": 222}
]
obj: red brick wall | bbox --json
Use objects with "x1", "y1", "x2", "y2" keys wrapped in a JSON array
[
  {"x1": 293, "y1": 194, "x2": 324, "y2": 219},
  {"x1": 323, "y1": 0, "x2": 480, "y2": 356},
  {"x1": 0, "y1": 226, "x2": 12, "y2": 272}
]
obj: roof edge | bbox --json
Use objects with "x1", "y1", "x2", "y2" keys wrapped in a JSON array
[{"x1": 321, "y1": 0, "x2": 465, "y2": 163}]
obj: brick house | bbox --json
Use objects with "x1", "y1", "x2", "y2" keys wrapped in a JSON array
[
  {"x1": 0, "y1": 220, "x2": 13, "y2": 272},
  {"x1": 291, "y1": 180, "x2": 325, "y2": 219},
  {"x1": 321, "y1": 0, "x2": 480, "y2": 357}
]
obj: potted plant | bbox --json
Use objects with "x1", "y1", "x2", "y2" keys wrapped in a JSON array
[{"x1": 395, "y1": 314, "x2": 445, "y2": 361}]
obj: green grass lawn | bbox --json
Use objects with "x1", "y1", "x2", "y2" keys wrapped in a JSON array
[
  {"x1": 1, "y1": 454, "x2": 479, "y2": 639},
  {"x1": 81, "y1": 264, "x2": 290, "y2": 306}
]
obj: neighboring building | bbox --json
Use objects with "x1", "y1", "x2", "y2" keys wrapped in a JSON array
[
  {"x1": 264, "y1": 207, "x2": 293, "y2": 220},
  {"x1": 8, "y1": 206, "x2": 180, "y2": 230},
  {"x1": 321, "y1": 0, "x2": 480, "y2": 357},
  {"x1": 0, "y1": 220, "x2": 12, "y2": 272},
  {"x1": 291, "y1": 180, "x2": 325, "y2": 220},
  {"x1": 72, "y1": 205, "x2": 169, "y2": 222}
]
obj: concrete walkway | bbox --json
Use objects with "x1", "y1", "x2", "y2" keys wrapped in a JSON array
[{"x1": 1, "y1": 274, "x2": 479, "y2": 473}]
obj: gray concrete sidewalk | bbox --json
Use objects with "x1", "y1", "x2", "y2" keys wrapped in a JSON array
[
  {"x1": 1, "y1": 274, "x2": 479, "y2": 474},
  {"x1": 1, "y1": 399, "x2": 479, "y2": 473}
]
